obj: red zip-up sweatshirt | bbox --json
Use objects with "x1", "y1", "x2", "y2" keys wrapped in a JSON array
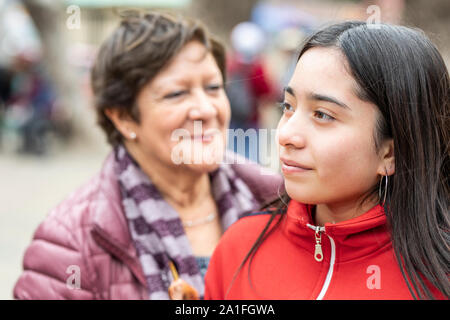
[{"x1": 205, "y1": 200, "x2": 445, "y2": 299}]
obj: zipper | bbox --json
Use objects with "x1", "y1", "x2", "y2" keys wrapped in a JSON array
[
  {"x1": 314, "y1": 226, "x2": 324, "y2": 262},
  {"x1": 306, "y1": 224, "x2": 336, "y2": 300}
]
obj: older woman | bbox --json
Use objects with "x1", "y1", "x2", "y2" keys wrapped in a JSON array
[{"x1": 13, "y1": 11, "x2": 282, "y2": 300}]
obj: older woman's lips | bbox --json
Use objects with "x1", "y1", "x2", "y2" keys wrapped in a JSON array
[
  {"x1": 191, "y1": 135, "x2": 212, "y2": 142},
  {"x1": 280, "y1": 158, "x2": 313, "y2": 174},
  {"x1": 191, "y1": 128, "x2": 221, "y2": 143},
  {"x1": 191, "y1": 131, "x2": 218, "y2": 143}
]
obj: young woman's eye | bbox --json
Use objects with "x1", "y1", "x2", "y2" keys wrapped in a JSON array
[
  {"x1": 279, "y1": 102, "x2": 294, "y2": 114},
  {"x1": 313, "y1": 110, "x2": 335, "y2": 121},
  {"x1": 164, "y1": 90, "x2": 187, "y2": 99}
]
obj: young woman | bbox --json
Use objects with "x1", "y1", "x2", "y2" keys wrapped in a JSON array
[{"x1": 204, "y1": 21, "x2": 449, "y2": 300}]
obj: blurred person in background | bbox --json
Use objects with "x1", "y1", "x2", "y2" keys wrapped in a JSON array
[
  {"x1": 13, "y1": 11, "x2": 282, "y2": 300},
  {"x1": 7, "y1": 51, "x2": 56, "y2": 155},
  {"x1": 0, "y1": 66, "x2": 12, "y2": 105},
  {"x1": 273, "y1": 27, "x2": 305, "y2": 94},
  {"x1": 268, "y1": 27, "x2": 306, "y2": 124},
  {"x1": 226, "y1": 21, "x2": 276, "y2": 163},
  {"x1": 0, "y1": 64, "x2": 13, "y2": 149}
]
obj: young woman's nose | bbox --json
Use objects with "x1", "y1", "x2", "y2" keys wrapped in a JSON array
[{"x1": 277, "y1": 112, "x2": 307, "y2": 149}]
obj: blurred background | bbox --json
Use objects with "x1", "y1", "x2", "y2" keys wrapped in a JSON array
[{"x1": 0, "y1": 0, "x2": 448, "y2": 299}]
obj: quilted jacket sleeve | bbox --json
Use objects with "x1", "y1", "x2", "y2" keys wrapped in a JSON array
[{"x1": 13, "y1": 203, "x2": 95, "y2": 300}]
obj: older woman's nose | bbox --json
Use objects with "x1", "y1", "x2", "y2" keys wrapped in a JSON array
[{"x1": 188, "y1": 90, "x2": 218, "y2": 120}]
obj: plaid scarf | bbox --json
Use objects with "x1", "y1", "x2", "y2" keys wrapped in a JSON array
[{"x1": 114, "y1": 145, "x2": 260, "y2": 299}]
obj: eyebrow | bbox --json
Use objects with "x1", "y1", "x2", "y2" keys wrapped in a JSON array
[{"x1": 284, "y1": 86, "x2": 351, "y2": 110}]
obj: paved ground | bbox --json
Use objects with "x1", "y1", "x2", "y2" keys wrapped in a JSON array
[{"x1": 0, "y1": 132, "x2": 109, "y2": 300}]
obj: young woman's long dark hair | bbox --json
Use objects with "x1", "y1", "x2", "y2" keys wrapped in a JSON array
[{"x1": 231, "y1": 21, "x2": 450, "y2": 300}]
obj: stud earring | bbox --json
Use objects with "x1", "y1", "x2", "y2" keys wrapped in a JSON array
[{"x1": 129, "y1": 132, "x2": 137, "y2": 140}]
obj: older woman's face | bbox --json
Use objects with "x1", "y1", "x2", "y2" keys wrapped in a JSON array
[{"x1": 132, "y1": 40, "x2": 230, "y2": 173}]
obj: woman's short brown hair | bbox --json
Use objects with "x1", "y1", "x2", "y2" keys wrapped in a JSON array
[{"x1": 91, "y1": 11, "x2": 226, "y2": 147}]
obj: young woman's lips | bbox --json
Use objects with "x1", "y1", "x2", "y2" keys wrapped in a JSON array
[{"x1": 280, "y1": 158, "x2": 313, "y2": 174}]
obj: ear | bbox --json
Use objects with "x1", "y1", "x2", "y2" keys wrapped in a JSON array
[
  {"x1": 104, "y1": 108, "x2": 138, "y2": 140},
  {"x1": 377, "y1": 139, "x2": 395, "y2": 176}
]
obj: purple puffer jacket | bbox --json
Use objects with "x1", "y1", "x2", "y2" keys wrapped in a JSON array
[{"x1": 13, "y1": 152, "x2": 283, "y2": 299}]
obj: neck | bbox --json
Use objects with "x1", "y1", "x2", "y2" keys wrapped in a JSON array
[
  {"x1": 314, "y1": 196, "x2": 379, "y2": 227},
  {"x1": 124, "y1": 142, "x2": 212, "y2": 208},
  {"x1": 153, "y1": 167, "x2": 211, "y2": 208}
]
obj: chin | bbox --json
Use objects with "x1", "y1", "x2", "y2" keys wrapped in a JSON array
[
  {"x1": 285, "y1": 181, "x2": 319, "y2": 205},
  {"x1": 187, "y1": 143, "x2": 225, "y2": 173},
  {"x1": 186, "y1": 161, "x2": 221, "y2": 174}
]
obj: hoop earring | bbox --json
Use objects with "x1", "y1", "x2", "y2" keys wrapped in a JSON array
[
  {"x1": 277, "y1": 183, "x2": 289, "y2": 207},
  {"x1": 378, "y1": 174, "x2": 388, "y2": 206}
]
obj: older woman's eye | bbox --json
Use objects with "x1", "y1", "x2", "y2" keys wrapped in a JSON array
[
  {"x1": 313, "y1": 110, "x2": 335, "y2": 121},
  {"x1": 205, "y1": 84, "x2": 223, "y2": 91},
  {"x1": 164, "y1": 90, "x2": 187, "y2": 99}
]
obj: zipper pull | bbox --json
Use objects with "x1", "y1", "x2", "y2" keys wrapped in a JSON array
[{"x1": 314, "y1": 227, "x2": 323, "y2": 262}]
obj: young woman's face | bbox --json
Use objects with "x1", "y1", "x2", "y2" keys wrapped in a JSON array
[
  {"x1": 132, "y1": 40, "x2": 230, "y2": 173},
  {"x1": 278, "y1": 47, "x2": 389, "y2": 206}
]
